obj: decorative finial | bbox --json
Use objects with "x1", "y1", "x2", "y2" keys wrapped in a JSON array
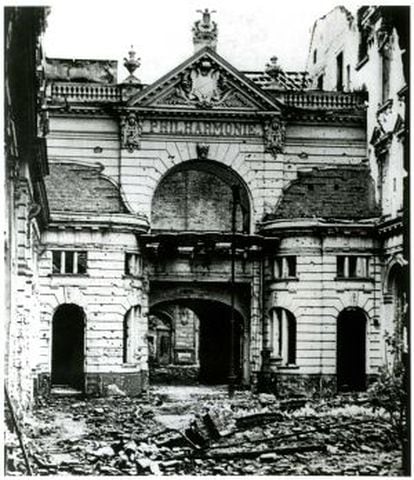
[
  {"x1": 192, "y1": 8, "x2": 218, "y2": 52},
  {"x1": 123, "y1": 45, "x2": 141, "y2": 77},
  {"x1": 265, "y1": 56, "x2": 283, "y2": 79}
]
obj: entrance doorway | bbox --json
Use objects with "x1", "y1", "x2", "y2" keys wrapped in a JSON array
[
  {"x1": 51, "y1": 304, "x2": 85, "y2": 390},
  {"x1": 198, "y1": 301, "x2": 243, "y2": 384},
  {"x1": 149, "y1": 299, "x2": 244, "y2": 385},
  {"x1": 337, "y1": 308, "x2": 366, "y2": 391}
]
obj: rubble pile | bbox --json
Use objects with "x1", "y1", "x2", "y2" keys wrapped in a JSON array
[{"x1": 5, "y1": 388, "x2": 403, "y2": 476}]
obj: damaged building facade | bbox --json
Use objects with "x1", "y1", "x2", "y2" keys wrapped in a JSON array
[{"x1": 5, "y1": 7, "x2": 409, "y2": 404}]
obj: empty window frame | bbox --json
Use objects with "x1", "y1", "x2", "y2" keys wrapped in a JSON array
[
  {"x1": 358, "y1": 28, "x2": 369, "y2": 63},
  {"x1": 337, "y1": 256, "x2": 370, "y2": 278},
  {"x1": 270, "y1": 308, "x2": 297, "y2": 365},
  {"x1": 125, "y1": 253, "x2": 142, "y2": 276},
  {"x1": 274, "y1": 256, "x2": 297, "y2": 279},
  {"x1": 52, "y1": 250, "x2": 87, "y2": 274},
  {"x1": 336, "y1": 51, "x2": 344, "y2": 91},
  {"x1": 346, "y1": 64, "x2": 351, "y2": 91},
  {"x1": 381, "y1": 47, "x2": 391, "y2": 103},
  {"x1": 317, "y1": 74, "x2": 324, "y2": 90}
]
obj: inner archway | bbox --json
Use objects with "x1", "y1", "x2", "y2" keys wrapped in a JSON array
[
  {"x1": 337, "y1": 307, "x2": 367, "y2": 392},
  {"x1": 149, "y1": 299, "x2": 244, "y2": 385},
  {"x1": 151, "y1": 160, "x2": 251, "y2": 233},
  {"x1": 51, "y1": 303, "x2": 85, "y2": 390}
]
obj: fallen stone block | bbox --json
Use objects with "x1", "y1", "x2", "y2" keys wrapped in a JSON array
[
  {"x1": 161, "y1": 459, "x2": 183, "y2": 469},
  {"x1": 93, "y1": 445, "x2": 115, "y2": 458},
  {"x1": 259, "y1": 452, "x2": 280, "y2": 463},
  {"x1": 258, "y1": 393, "x2": 276, "y2": 405},
  {"x1": 106, "y1": 384, "x2": 126, "y2": 397},
  {"x1": 236, "y1": 411, "x2": 285, "y2": 429},
  {"x1": 205, "y1": 443, "x2": 327, "y2": 460}
]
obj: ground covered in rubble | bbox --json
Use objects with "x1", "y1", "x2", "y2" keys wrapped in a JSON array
[{"x1": 6, "y1": 386, "x2": 403, "y2": 476}]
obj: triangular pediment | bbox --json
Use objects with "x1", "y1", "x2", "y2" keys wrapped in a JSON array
[{"x1": 128, "y1": 47, "x2": 281, "y2": 113}]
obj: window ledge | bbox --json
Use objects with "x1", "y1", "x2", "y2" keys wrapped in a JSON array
[
  {"x1": 50, "y1": 273, "x2": 89, "y2": 277},
  {"x1": 272, "y1": 277, "x2": 299, "y2": 282},
  {"x1": 355, "y1": 55, "x2": 369, "y2": 71},
  {"x1": 123, "y1": 274, "x2": 142, "y2": 279},
  {"x1": 398, "y1": 85, "x2": 408, "y2": 99},
  {"x1": 335, "y1": 276, "x2": 374, "y2": 282},
  {"x1": 377, "y1": 98, "x2": 393, "y2": 115},
  {"x1": 121, "y1": 362, "x2": 139, "y2": 368},
  {"x1": 278, "y1": 364, "x2": 300, "y2": 371}
]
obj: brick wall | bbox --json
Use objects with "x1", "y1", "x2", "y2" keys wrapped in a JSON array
[
  {"x1": 269, "y1": 166, "x2": 380, "y2": 221},
  {"x1": 152, "y1": 169, "x2": 241, "y2": 232}
]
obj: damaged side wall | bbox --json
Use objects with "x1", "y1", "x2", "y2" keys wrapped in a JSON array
[
  {"x1": 264, "y1": 234, "x2": 382, "y2": 396},
  {"x1": 37, "y1": 229, "x2": 148, "y2": 396}
]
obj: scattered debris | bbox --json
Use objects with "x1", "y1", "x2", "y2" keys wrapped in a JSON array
[{"x1": 5, "y1": 386, "x2": 404, "y2": 476}]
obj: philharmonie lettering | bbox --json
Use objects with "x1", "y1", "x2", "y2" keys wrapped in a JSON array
[{"x1": 146, "y1": 120, "x2": 262, "y2": 137}]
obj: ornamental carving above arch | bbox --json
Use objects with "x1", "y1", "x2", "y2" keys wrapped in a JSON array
[
  {"x1": 120, "y1": 112, "x2": 142, "y2": 152},
  {"x1": 263, "y1": 117, "x2": 285, "y2": 156}
]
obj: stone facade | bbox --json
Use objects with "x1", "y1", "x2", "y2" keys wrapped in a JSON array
[
  {"x1": 307, "y1": 6, "x2": 409, "y2": 369},
  {"x1": 5, "y1": 8, "x2": 409, "y2": 405}
]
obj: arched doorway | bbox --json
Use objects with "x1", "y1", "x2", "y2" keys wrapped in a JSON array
[
  {"x1": 198, "y1": 301, "x2": 243, "y2": 384},
  {"x1": 386, "y1": 262, "x2": 407, "y2": 362},
  {"x1": 51, "y1": 304, "x2": 85, "y2": 390},
  {"x1": 149, "y1": 299, "x2": 244, "y2": 385},
  {"x1": 337, "y1": 307, "x2": 367, "y2": 391}
]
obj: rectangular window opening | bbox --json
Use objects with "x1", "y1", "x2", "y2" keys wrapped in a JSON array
[
  {"x1": 125, "y1": 252, "x2": 142, "y2": 277},
  {"x1": 336, "y1": 52, "x2": 344, "y2": 91},
  {"x1": 337, "y1": 255, "x2": 370, "y2": 279},
  {"x1": 274, "y1": 256, "x2": 297, "y2": 279},
  {"x1": 317, "y1": 74, "x2": 324, "y2": 90},
  {"x1": 51, "y1": 250, "x2": 87, "y2": 275}
]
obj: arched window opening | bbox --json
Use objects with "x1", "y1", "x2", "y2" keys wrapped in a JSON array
[
  {"x1": 123, "y1": 305, "x2": 141, "y2": 364},
  {"x1": 270, "y1": 308, "x2": 296, "y2": 365}
]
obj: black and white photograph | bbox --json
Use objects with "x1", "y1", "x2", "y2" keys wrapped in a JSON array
[{"x1": 3, "y1": 1, "x2": 410, "y2": 476}]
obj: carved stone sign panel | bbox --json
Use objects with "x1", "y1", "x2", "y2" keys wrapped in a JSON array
[{"x1": 139, "y1": 119, "x2": 263, "y2": 137}]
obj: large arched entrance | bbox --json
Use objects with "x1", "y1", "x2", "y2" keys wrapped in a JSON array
[
  {"x1": 337, "y1": 307, "x2": 367, "y2": 391},
  {"x1": 147, "y1": 159, "x2": 252, "y2": 386},
  {"x1": 149, "y1": 299, "x2": 244, "y2": 385},
  {"x1": 51, "y1": 304, "x2": 85, "y2": 390}
]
